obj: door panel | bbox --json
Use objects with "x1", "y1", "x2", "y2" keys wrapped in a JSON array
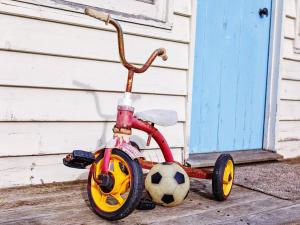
[{"x1": 190, "y1": 0, "x2": 272, "y2": 153}]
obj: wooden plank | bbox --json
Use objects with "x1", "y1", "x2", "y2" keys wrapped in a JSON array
[
  {"x1": 277, "y1": 121, "x2": 300, "y2": 142},
  {"x1": 278, "y1": 100, "x2": 300, "y2": 121},
  {"x1": 0, "y1": 148, "x2": 182, "y2": 188},
  {"x1": 0, "y1": 154, "x2": 87, "y2": 188},
  {"x1": 280, "y1": 79, "x2": 300, "y2": 100},
  {"x1": 0, "y1": 181, "x2": 254, "y2": 210},
  {"x1": 285, "y1": 0, "x2": 296, "y2": 18},
  {"x1": 1, "y1": 170, "x2": 300, "y2": 224},
  {"x1": 174, "y1": 0, "x2": 191, "y2": 16},
  {"x1": 281, "y1": 58, "x2": 300, "y2": 80},
  {"x1": 276, "y1": 120, "x2": 300, "y2": 161},
  {"x1": 0, "y1": 51, "x2": 187, "y2": 96},
  {"x1": 0, "y1": 86, "x2": 186, "y2": 122},
  {"x1": 283, "y1": 38, "x2": 300, "y2": 61},
  {"x1": 277, "y1": 141, "x2": 300, "y2": 158},
  {"x1": 218, "y1": 203, "x2": 300, "y2": 225},
  {"x1": 284, "y1": 16, "x2": 295, "y2": 39},
  {"x1": 187, "y1": 150, "x2": 283, "y2": 168},
  {"x1": 0, "y1": 122, "x2": 185, "y2": 156},
  {"x1": 153, "y1": 197, "x2": 292, "y2": 225},
  {"x1": 0, "y1": 0, "x2": 190, "y2": 43},
  {"x1": 0, "y1": 180, "x2": 272, "y2": 224},
  {"x1": 115, "y1": 186, "x2": 270, "y2": 225},
  {"x1": 0, "y1": 181, "x2": 87, "y2": 203},
  {"x1": 0, "y1": 13, "x2": 189, "y2": 69}
]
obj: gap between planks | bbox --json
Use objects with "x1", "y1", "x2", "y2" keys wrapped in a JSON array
[{"x1": 0, "y1": 48, "x2": 188, "y2": 71}]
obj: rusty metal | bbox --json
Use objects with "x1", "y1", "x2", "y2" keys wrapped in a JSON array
[
  {"x1": 106, "y1": 18, "x2": 167, "y2": 93},
  {"x1": 126, "y1": 70, "x2": 134, "y2": 92},
  {"x1": 115, "y1": 105, "x2": 134, "y2": 129},
  {"x1": 109, "y1": 19, "x2": 167, "y2": 74},
  {"x1": 65, "y1": 153, "x2": 73, "y2": 161},
  {"x1": 146, "y1": 123, "x2": 154, "y2": 146},
  {"x1": 138, "y1": 159, "x2": 158, "y2": 170},
  {"x1": 132, "y1": 117, "x2": 174, "y2": 162},
  {"x1": 181, "y1": 165, "x2": 213, "y2": 179},
  {"x1": 113, "y1": 127, "x2": 132, "y2": 135},
  {"x1": 138, "y1": 159, "x2": 213, "y2": 179}
]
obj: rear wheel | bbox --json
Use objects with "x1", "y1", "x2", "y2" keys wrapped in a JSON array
[
  {"x1": 87, "y1": 149, "x2": 143, "y2": 221},
  {"x1": 212, "y1": 154, "x2": 234, "y2": 201}
]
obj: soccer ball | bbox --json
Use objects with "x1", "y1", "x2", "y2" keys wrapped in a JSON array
[{"x1": 145, "y1": 162, "x2": 190, "y2": 207}]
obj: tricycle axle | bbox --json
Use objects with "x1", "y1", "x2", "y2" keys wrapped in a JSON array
[{"x1": 138, "y1": 159, "x2": 213, "y2": 179}]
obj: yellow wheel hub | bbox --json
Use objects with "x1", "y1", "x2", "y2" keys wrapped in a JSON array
[
  {"x1": 223, "y1": 159, "x2": 234, "y2": 196},
  {"x1": 90, "y1": 155, "x2": 131, "y2": 212}
]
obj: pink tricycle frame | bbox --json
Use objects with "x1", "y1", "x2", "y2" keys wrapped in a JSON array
[{"x1": 85, "y1": 9, "x2": 213, "y2": 180}]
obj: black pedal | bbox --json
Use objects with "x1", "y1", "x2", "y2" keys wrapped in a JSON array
[
  {"x1": 136, "y1": 198, "x2": 156, "y2": 210},
  {"x1": 63, "y1": 150, "x2": 95, "y2": 169}
]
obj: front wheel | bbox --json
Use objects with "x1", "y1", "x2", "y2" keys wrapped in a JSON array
[
  {"x1": 87, "y1": 149, "x2": 144, "y2": 221},
  {"x1": 212, "y1": 154, "x2": 234, "y2": 201}
]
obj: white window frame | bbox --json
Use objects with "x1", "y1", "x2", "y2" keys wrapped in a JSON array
[
  {"x1": 70, "y1": 0, "x2": 174, "y2": 29},
  {"x1": 11, "y1": 0, "x2": 173, "y2": 29}
]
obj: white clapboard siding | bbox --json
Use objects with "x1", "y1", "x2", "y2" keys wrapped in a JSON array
[
  {"x1": 0, "y1": 87, "x2": 186, "y2": 122},
  {"x1": 280, "y1": 79, "x2": 300, "y2": 100},
  {"x1": 174, "y1": 0, "x2": 191, "y2": 16},
  {"x1": 0, "y1": 154, "x2": 88, "y2": 187},
  {"x1": 0, "y1": 51, "x2": 187, "y2": 96},
  {"x1": 0, "y1": 0, "x2": 190, "y2": 187},
  {"x1": 0, "y1": 148, "x2": 183, "y2": 188},
  {"x1": 285, "y1": 0, "x2": 296, "y2": 18},
  {"x1": 0, "y1": 14, "x2": 189, "y2": 69},
  {"x1": 281, "y1": 59, "x2": 300, "y2": 80},
  {"x1": 0, "y1": 122, "x2": 184, "y2": 156},
  {"x1": 283, "y1": 38, "x2": 300, "y2": 61},
  {"x1": 284, "y1": 17, "x2": 295, "y2": 39},
  {"x1": 141, "y1": 148, "x2": 183, "y2": 163},
  {"x1": 278, "y1": 100, "x2": 300, "y2": 121},
  {"x1": 275, "y1": 1, "x2": 300, "y2": 158},
  {"x1": 277, "y1": 141, "x2": 300, "y2": 158},
  {"x1": 0, "y1": 0, "x2": 190, "y2": 43},
  {"x1": 277, "y1": 121, "x2": 300, "y2": 142},
  {"x1": 0, "y1": 149, "x2": 182, "y2": 188}
]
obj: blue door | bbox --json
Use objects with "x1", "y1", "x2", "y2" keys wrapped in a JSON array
[{"x1": 190, "y1": 0, "x2": 272, "y2": 153}]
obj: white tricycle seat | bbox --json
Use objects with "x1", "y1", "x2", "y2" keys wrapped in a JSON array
[{"x1": 135, "y1": 109, "x2": 178, "y2": 127}]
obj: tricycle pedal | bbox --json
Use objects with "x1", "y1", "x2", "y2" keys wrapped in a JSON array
[
  {"x1": 63, "y1": 150, "x2": 95, "y2": 169},
  {"x1": 136, "y1": 198, "x2": 156, "y2": 210}
]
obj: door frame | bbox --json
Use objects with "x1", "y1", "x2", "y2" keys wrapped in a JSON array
[{"x1": 184, "y1": 0, "x2": 284, "y2": 161}]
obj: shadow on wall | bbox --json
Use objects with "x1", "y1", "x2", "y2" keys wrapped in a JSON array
[{"x1": 72, "y1": 80, "x2": 141, "y2": 150}]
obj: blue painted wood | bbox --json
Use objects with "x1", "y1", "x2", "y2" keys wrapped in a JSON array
[{"x1": 190, "y1": 0, "x2": 272, "y2": 153}]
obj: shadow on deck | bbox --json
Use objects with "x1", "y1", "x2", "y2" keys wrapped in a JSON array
[{"x1": 0, "y1": 163, "x2": 300, "y2": 225}]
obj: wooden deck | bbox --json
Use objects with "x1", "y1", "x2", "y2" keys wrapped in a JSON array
[
  {"x1": 1, "y1": 175, "x2": 300, "y2": 225},
  {"x1": 187, "y1": 150, "x2": 283, "y2": 167}
]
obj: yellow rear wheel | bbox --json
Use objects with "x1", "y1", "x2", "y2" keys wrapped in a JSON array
[
  {"x1": 212, "y1": 154, "x2": 234, "y2": 201},
  {"x1": 87, "y1": 149, "x2": 143, "y2": 221}
]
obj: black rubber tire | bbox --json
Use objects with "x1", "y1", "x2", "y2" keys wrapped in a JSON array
[
  {"x1": 87, "y1": 149, "x2": 144, "y2": 221},
  {"x1": 212, "y1": 154, "x2": 234, "y2": 201}
]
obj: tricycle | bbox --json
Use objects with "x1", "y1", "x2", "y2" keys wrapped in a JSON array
[{"x1": 63, "y1": 8, "x2": 235, "y2": 221}]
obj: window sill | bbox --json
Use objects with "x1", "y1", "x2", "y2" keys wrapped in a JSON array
[{"x1": 11, "y1": 0, "x2": 173, "y2": 29}]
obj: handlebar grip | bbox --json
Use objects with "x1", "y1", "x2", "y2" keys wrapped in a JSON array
[
  {"x1": 161, "y1": 53, "x2": 168, "y2": 61},
  {"x1": 158, "y1": 48, "x2": 168, "y2": 61},
  {"x1": 85, "y1": 8, "x2": 111, "y2": 24}
]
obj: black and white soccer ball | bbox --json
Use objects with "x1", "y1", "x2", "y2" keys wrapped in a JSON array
[{"x1": 145, "y1": 162, "x2": 190, "y2": 207}]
